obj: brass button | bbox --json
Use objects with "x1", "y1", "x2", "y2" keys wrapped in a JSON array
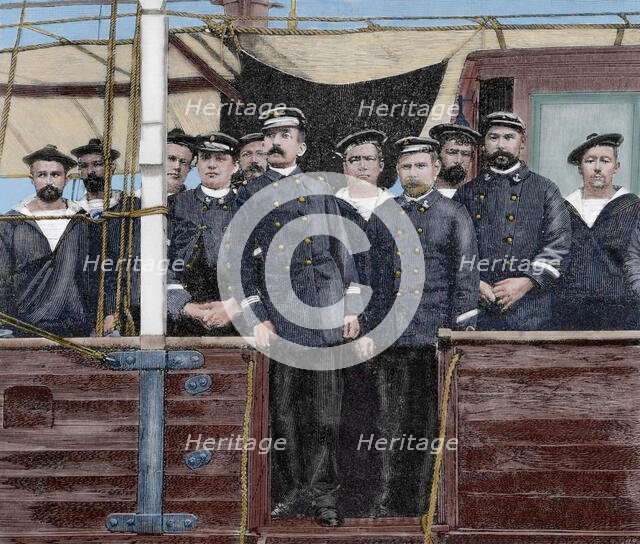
[
  {"x1": 474, "y1": 213, "x2": 481, "y2": 220},
  {"x1": 199, "y1": 225, "x2": 207, "y2": 231},
  {"x1": 413, "y1": 268, "x2": 419, "y2": 274},
  {"x1": 414, "y1": 247, "x2": 421, "y2": 254},
  {"x1": 273, "y1": 182, "x2": 279, "y2": 188},
  {"x1": 185, "y1": 263, "x2": 192, "y2": 270},
  {"x1": 511, "y1": 194, "x2": 518, "y2": 201},
  {"x1": 297, "y1": 196, "x2": 306, "y2": 203},
  {"x1": 193, "y1": 244, "x2": 200, "y2": 250},
  {"x1": 317, "y1": 176, "x2": 325, "y2": 182},
  {"x1": 396, "y1": 229, "x2": 403, "y2": 235},
  {"x1": 304, "y1": 237, "x2": 312, "y2": 245},
  {"x1": 504, "y1": 236, "x2": 513, "y2": 244},
  {"x1": 273, "y1": 201, "x2": 279, "y2": 208},
  {"x1": 419, "y1": 207, "x2": 426, "y2": 213},
  {"x1": 304, "y1": 258, "x2": 313, "y2": 266},
  {"x1": 274, "y1": 221, "x2": 281, "y2": 228},
  {"x1": 395, "y1": 290, "x2": 402, "y2": 297},
  {"x1": 413, "y1": 289, "x2": 420, "y2": 295},
  {"x1": 222, "y1": 204, "x2": 228, "y2": 211},
  {"x1": 395, "y1": 250, "x2": 401, "y2": 257},
  {"x1": 295, "y1": 178, "x2": 302, "y2": 185},
  {"x1": 400, "y1": 210, "x2": 406, "y2": 216},
  {"x1": 242, "y1": 180, "x2": 248, "y2": 186},
  {"x1": 417, "y1": 227, "x2": 423, "y2": 234},
  {"x1": 507, "y1": 214, "x2": 515, "y2": 221},
  {"x1": 301, "y1": 216, "x2": 309, "y2": 222},
  {"x1": 223, "y1": 225, "x2": 228, "y2": 231},
  {"x1": 201, "y1": 206, "x2": 208, "y2": 212},
  {"x1": 395, "y1": 270, "x2": 402, "y2": 277},
  {"x1": 479, "y1": 194, "x2": 485, "y2": 202},
  {"x1": 278, "y1": 244, "x2": 285, "y2": 251}
]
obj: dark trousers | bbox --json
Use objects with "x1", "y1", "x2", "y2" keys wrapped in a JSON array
[
  {"x1": 374, "y1": 345, "x2": 438, "y2": 516},
  {"x1": 270, "y1": 359, "x2": 344, "y2": 510}
]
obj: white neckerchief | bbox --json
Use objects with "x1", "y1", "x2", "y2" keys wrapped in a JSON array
[
  {"x1": 76, "y1": 189, "x2": 121, "y2": 213},
  {"x1": 437, "y1": 187, "x2": 457, "y2": 199},
  {"x1": 18, "y1": 199, "x2": 82, "y2": 251},
  {"x1": 565, "y1": 186, "x2": 629, "y2": 228},
  {"x1": 490, "y1": 162, "x2": 521, "y2": 175},
  {"x1": 335, "y1": 186, "x2": 394, "y2": 220},
  {"x1": 200, "y1": 185, "x2": 230, "y2": 198},
  {"x1": 270, "y1": 165, "x2": 298, "y2": 177},
  {"x1": 404, "y1": 187, "x2": 435, "y2": 202}
]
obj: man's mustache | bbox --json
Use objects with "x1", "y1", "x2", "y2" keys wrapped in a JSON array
[
  {"x1": 268, "y1": 145, "x2": 285, "y2": 156},
  {"x1": 37, "y1": 184, "x2": 63, "y2": 202},
  {"x1": 83, "y1": 172, "x2": 105, "y2": 192},
  {"x1": 246, "y1": 162, "x2": 266, "y2": 173}
]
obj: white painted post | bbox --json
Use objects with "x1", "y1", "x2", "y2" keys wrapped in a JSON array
[{"x1": 138, "y1": 0, "x2": 167, "y2": 342}]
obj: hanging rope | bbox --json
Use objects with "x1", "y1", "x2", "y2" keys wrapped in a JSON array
[
  {"x1": 238, "y1": 359, "x2": 255, "y2": 544},
  {"x1": 0, "y1": 310, "x2": 108, "y2": 362},
  {"x1": 113, "y1": 3, "x2": 142, "y2": 336},
  {"x1": 422, "y1": 351, "x2": 463, "y2": 544},
  {"x1": 95, "y1": 0, "x2": 119, "y2": 337},
  {"x1": 0, "y1": 0, "x2": 27, "y2": 167}
]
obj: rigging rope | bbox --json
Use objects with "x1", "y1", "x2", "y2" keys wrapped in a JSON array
[
  {"x1": 238, "y1": 359, "x2": 255, "y2": 544},
  {"x1": 422, "y1": 351, "x2": 463, "y2": 544},
  {"x1": 0, "y1": 0, "x2": 27, "y2": 167}
]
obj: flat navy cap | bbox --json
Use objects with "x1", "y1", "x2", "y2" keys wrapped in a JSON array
[
  {"x1": 480, "y1": 111, "x2": 526, "y2": 135},
  {"x1": 567, "y1": 132, "x2": 624, "y2": 165},
  {"x1": 70, "y1": 137, "x2": 120, "y2": 160},
  {"x1": 23, "y1": 144, "x2": 77, "y2": 170},
  {"x1": 429, "y1": 123, "x2": 481, "y2": 145},
  {"x1": 238, "y1": 133, "x2": 265, "y2": 147},
  {"x1": 335, "y1": 129, "x2": 387, "y2": 157},
  {"x1": 167, "y1": 128, "x2": 197, "y2": 153},
  {"x1": 260, "y1": 107, "x2": 307, "y2": 131},
  {"x1": 196, "y1": 132, "x2": 239, "y2": 155},
  {"x1": 394, "y1": 136, "x2": 440, "y2": 155}
]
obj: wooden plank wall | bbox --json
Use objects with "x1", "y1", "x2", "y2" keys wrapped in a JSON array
[
  {"x1": 438, "y1": 340, "x2": 640, "y2": 543},
  {"x1": 0, "y1": 344, "x2": 263, "y2": 543}
]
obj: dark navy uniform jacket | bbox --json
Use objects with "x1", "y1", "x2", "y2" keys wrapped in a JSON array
[
  {"x1": 236, "y1": 167, "x2": 361, "y2": 347},
  {"x1": 367, "y1": 190, "x2": 479, "y2": 347},
  {"x1": 0, "y1": 206, "x2": 93, "y2": 337},
  {"x1": 167, "y1": 185, "x2": 238, "y2": 319},
  {"x1": 556, "y1": 192, "x2": 640, "y2": 330},
  {"x1": 454, "y1": 163, "x2": 571, "y2": 330}
]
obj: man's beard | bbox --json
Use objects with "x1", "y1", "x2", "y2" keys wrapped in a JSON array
[
  {"x1": 440, "y1": 164, "x2": 467, "y2": 185},
  {"x1": 242, "y1": 161, "x2": 266, "y2": 180},
  {"x1": 37, "y1": 184, "x2": 63, "y2": 203},
  {"x1": 402, "y1": 177, "x2": 431, "y2": 198},
  {"x1": 83, "y1": 173, "x2": 105, "y2": 194},
  {"x1": 485, "y1": 150, "x2": 519, "y2": 170}
]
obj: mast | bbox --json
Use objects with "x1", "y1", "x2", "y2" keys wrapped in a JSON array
[{"x1": 138, "y1": 0, "x2": 167, "y2": 345}]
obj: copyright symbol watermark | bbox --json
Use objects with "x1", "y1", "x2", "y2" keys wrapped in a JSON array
[{"x1": 219, "y1": 172, "x2": 424, "y2": 370}]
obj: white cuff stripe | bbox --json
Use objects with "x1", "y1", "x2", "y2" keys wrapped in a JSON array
[
  {"x1": 167, "y1": 284, "x2": 185, "y2": 291},
  {"x1": 240, "y1": 295, "x2": 261, "y2": 309},
  {"x1": 455, "y1": 308, "x2": 480, "y2": 323},
  {"x1": 346, "y1": 286, "x2": 361, "y2": 294},
  {"x1": 532, "y1": 260, "x2": 560, "y2": 278}
]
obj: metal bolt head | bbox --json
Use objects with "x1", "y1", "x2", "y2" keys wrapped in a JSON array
[{"x1": 108, "y1": 518, "x2": 118, "y2": 527}]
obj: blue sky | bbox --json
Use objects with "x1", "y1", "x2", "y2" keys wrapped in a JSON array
[{"x1": 1, "y1": 0, "x2": 639, "y2": 210}]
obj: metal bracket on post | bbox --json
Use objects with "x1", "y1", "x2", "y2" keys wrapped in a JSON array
[{"x1": 105, "y1": 350, "x2": 203, "y2": 534}]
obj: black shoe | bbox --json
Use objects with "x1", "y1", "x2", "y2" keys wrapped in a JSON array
[
  {"x1": 368, "y1": 502, "x2": 391, "y2": 518},
  {"x1": 314, "y1": 505, "x2": 344, "y2": 527},
  {"x1": 271, "y1": 489, "x2": 303, "y2": 518}
]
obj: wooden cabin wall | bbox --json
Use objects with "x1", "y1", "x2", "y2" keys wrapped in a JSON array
[
  {"x1": 0, "y1": 340, "x2": 265, "y2": 543},
  {"x1": 436, "y1": 335, "x2": 640, "y2": 544}
]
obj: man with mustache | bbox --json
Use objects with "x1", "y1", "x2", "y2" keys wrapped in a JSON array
[
  {"x1": 429, "y1": 123, "x2": 481, "y2": 198},
  {"x1": 556, "y1": 133, "x2": 640, "y2": 329},
  {"x1": 235, "y1": 107, "x2": 361, "y2": 527},
  {"x1": 454, "y1": 111, "x2": 571, "y2": 330},
  {"x1": 0, "y1": 145, "x2": 94, "y2": 337},
  {"x1": 167, "y1": 132, "x2": 242, "y2": 335},
  {"x1": 231, "y1": 132, "x2": 267, "y2": 189},
  {"x1": 363, "y1": 136, "x2": 478, "y2": 516},
  {"x1": 71, "y1": 138, "x2": 121, "y2": 218}
]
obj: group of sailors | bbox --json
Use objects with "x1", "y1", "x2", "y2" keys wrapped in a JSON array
[{"x1": 1, "y1": 105, "x2": 639, "y2": 524}]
